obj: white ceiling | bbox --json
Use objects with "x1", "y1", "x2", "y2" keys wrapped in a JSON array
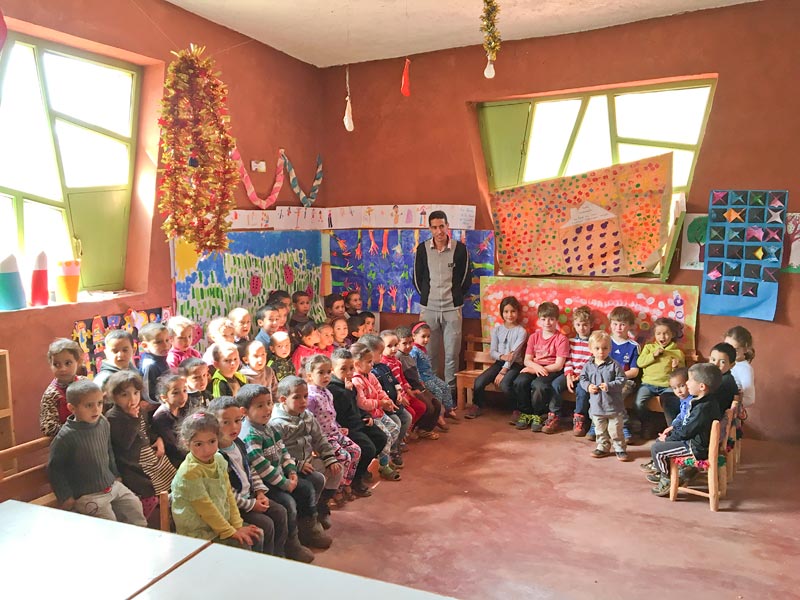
[{"x1": 166, "y1": 0, "x2": 759, "y2": 68}]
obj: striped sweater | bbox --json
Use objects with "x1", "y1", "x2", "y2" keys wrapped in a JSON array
[
  {"x1": 564, "y1": 337, "x2": 592, "y2": 378},
  {"x1": 240, "y1": 417, "x2": 297, "y2": 491}
]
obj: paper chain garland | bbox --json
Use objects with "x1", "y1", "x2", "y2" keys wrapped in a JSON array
[{"x1": 233, "y1": 148, "x2": 323, "y2": 209}]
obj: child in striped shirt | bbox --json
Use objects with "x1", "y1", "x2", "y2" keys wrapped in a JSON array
[{"x1": 552, "y1": 305, "x2": 593, "y2": 436}]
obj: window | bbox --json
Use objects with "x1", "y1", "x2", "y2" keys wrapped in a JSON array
[{"x1": 0, "y1": 33, "x2": 140, "y2": 291}]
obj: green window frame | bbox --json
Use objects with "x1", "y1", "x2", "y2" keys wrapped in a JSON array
[{"x1": 0, "y1": 32, "x2": 141, "y2": 291}]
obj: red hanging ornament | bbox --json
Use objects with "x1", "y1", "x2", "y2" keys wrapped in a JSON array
[{"x1": 400, "y1": 58, "x2": 411, "y2": 97}]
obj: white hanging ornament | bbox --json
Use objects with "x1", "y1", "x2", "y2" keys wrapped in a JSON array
[
  {"x1": 483, "y1": 56, "x2": 495, "y2": 79},
  {"x1": 343, "y1": 66, "x2": 354, "y2": 132}
]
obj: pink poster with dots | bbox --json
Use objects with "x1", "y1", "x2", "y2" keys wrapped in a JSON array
[
  {"x1": 491, "y1": 154, "x2": 672, "y2": 276},
  {"x1": 480, "y1": 276, "x2": 698, "y2": 350}
]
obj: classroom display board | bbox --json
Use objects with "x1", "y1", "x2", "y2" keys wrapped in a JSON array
[
  {"x1": 173, "y1": 231, "x2": 326, "y2": 337},
  {"x1": 329, "y1": 229, "x2": 495, "y2": 319},
  {"x1": 491, "y1": 154, "x2": 672, "y2": 277},
  {"x1": 72, "y1": 306, "x2": 172, "y2": 376},
  {"x1": 480, "y1": 276, "x2": 698, "y2": 350},
  {"x1": 700, "y1": 190, "x2": 788, "y2": 321}
]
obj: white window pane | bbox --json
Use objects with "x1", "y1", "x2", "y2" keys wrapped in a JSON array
[
  {"x1": 23, "y1": 200, "x2": 73, "y2": 263},
  {"x1": 565, "y1": 96, "x2": 612, "y2": 176},
  {"x1": 0, "y1": 194, "x2": 18, "y2": 258},
  {"x1": 43, "y1": 52, "x2": 134, "y2": 137},
  {"x1": 615, "y1": 86, "x2": 711, "y2": 145},
  {"x1": 523, "y1": 99, "x2": 581, "y2": 182},
  {"x1": 618, "y1": 144, "x2": 695, "y2": 188},
  {"x1": 55, "y1": 120, "x2": 130, "y2": 187},
  {"x1": 0, "y1": 44, "x2": 63, "y2": 201}
]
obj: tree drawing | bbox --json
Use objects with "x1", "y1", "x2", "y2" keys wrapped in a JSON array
[
  {"x1": 782, "y1": 213, "x2": 800, "y2": 269},
  {"x1": 686, "y1": 216, "x2": 709, "y2": 263}
]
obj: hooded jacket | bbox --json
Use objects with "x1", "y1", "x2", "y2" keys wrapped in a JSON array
[
  {"x1": 269, "y1": 402, "x2": 338, "y2": 472},
  {"x1": 666, "y1": 393, "x2": 722, "y2": 461},
  {"x1": 328, "y1": 376, "x2": 370, "y2": 431}
]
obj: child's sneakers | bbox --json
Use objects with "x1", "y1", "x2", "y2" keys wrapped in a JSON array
[
  {"x1": 639, "y1": 460, "x2": 658, "y2": 473},
  {"x1": 616, "y1": 451, "x2": 631, "y2": 462},
  {"x1": 542, "y1": 412, "x2": 560, "y2": 434},
  {"x1": 651, "y1": 476, "x2": 672, "y2": 497},
  {"x1": 586, "y1": 424, "x2": 596, "y2": 441},
  {"x1": 572, "y1": 414, "x2": 588, "y2": 437},
  {"x1": 390, "y1": 452, "x2": 404, "y2": 468},
  {"x1": 529, "y1": 414, "x2": 544, "y2": 432},
  {"x1": 514, "y1": 414, "x2": 531, "y2": 429},
  {"x1": 379, "y1": 464, "x2": 401, "y2": 480},
  {"x1": 509, "y1": 410, "x2": 521, "y2": 425},
  {"x1": 465, "y1": 405, "x2": 482, "y2": 419}
]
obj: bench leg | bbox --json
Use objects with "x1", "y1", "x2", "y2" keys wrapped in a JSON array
[{"x1": 457, "y1": 384, "x2": 466, "y2": 411}]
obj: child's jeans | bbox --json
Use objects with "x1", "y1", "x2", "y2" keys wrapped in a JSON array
[
  {"x1": 512, "y1": 371, "x2": 561, "y2": 414},
  {"x1": 635, "y1": 383, "x2": 670, "y2": 417},
  {"x1": 242, "y1": 502, "x2": 288, "y2": 557},
  {"x1": 551, "y1": 374, "x2": 590, "y2": 418},
  {"x1": 591, "y1": 412, "x2": 626, "y2": 452},
  {"x1": 218, "y1": 531, "x2": 264, "y2": 553},
  {"x1": 73, "y1": 480, "x2": 147, "y2": 527},
  {"x1": 473, "y1": 361, "x2": 522, "y2": 408},
  {"x1": 386, "y1": 407, "x2": 411, "y2": 452},
  {"x1": 651, "y1": 440, "x2": 693, "y2": 475},
  {"x1": 311, "y1": 456, "x2": 343, "y2": 491},
  {"x1": 268, "y1": 472, "x2": 324, "y2": 534}
]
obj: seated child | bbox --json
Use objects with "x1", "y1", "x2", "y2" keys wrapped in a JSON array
[
  {"x1": 360, "y1": 311, "x2": 376, "y2": 334},
  {"x1": 635, "y1": 317, "x2": 685, "y2": 436},
  {"x1": 724, "y1": 326, "x2": 755, "y2": 407},
  {"x1": 105, "y1": 371, "x2": 175, "y2": 524},
  {"x1": 395, "y1": 325, "x2": 446, "y2": 432},
  {"x1": 647, "y1": 363, "x2": 722, "y2": 497},
  {"x1": 228, "y1": 307, "x2": 252, "y2": 358},
  {"x1": 40, "y1": 338, "x2": 85, "y2": 437},
  {"x1": 350, "y1": 343, "x2": 401, "y2": 481},
  {"x1": 291, "y1": 322, "x2": 321, "y2": 373},
  {"x1": 171, "y1": 409, "x2": 263, "y2": 550},
  {"x1": 360, "y1": 334, "x2": 413, "y2": 465},
  {"x1": 139, "y1": 322, "x2": 171, "y2": 405},
  {"x1": 238, "y1": 384, "x2": 330, "y2": 555},
  {"x1": 324, "y1": 293, "x2": 346, "y2": 320},
  {"x1": 579, "y1": 331, "x2": 629, "y2": 461},
  {"x1": 316, "y1": 323, "x2": 335, "y2": 356},
  {"x1": 640, "y1": 367, "x2": 692, "y2": 473},
  {"x1": 270, "y1": 375, "x2": 344, "y2": 530},
  {"x1": 94, "y1": 329, "x2": 136, "y2": 397},
  {"x1": 346, "y1": 313, "x2": 367, "y2": 347},
  {"x1": 240, "y1": 339, "x2": 278, "y2": 397},
  {"x1": 268, "y1": 331, "x2": 296, "y2": 381},
  {"x1": 166, "y1": 316, "x2": 202, "y2": 369},
  {"x1": 152, "y1": 372, "x2": 190, "y2": 468},
  {"x1": 305, "y1": 354, "x2": 363, "y2": 504},
  {"x1": 179, "y1": 357, "x2": 213, "y2": 410},
  {"x1": 470, "y1": 296, "x2": 527, "y2": 419},
  {"x1": 210, "y1": 341, "x2": 247, "y2": 398},
  {"x1": 268, "y1": 290, "x2": 292, "y2": 314},
  {"x1": 211, "y1": 396, "x2": 290, "y2": 559},
  {"x1": 253, "y1": 303, "x2": 282, "y2": 349},
  {"x1": 47, "y1": 380, "x2": 147, "y2": 526},
  {"x1": 512, "y1": 302, "x2": 569, "y2": 433},
  {"x1": 343, "y1": 289, "x2": 362, "y2": 317},
  {"x1": 410, "y1": 321, "x2": 455, "y2": 419},
  {"x1": 289, "y1": 290, "x2": 312, "y2": 329},
  {"x1": 330, "y1": 316, "x2": 350, "y2": 349},
  {"x1": 201, "y1": 317, "x2": 236, "y2": 366},
  {"x1": 708, "y1": 342, "x2": 739, "y2": 412},
  {"x1": 553, "y1": 305, "x2": 592, "y2": 435},
  {"x1": 604, "y1": 305, "x2": 640, "y2": 442},
  {"x1": 328, "y1": 349, "x2": 387, "y2": 496}
]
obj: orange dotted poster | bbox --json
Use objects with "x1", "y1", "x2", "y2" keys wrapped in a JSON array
[{"x1": 491, "y1": 154, "x2": 672, "y2": 276}]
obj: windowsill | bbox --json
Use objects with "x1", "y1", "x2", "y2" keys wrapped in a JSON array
[{"x1": 0, "y1": 289, "x2": 147, "y2": 315}]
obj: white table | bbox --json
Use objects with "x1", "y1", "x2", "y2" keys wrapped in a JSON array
[
  {"x1": 136, "y1": 542, "x2": 451, "y2": 599},
  {"x1": 0, "y1": 500, "x2": 210, "y2": 599}
]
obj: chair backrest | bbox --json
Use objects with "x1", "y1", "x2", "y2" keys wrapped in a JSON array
[
  {"x1": 707, "y1": 420, "x2": 721, "y2": 466},
  {"x1": 722, "y1": 402, "x2": 738, "y2": 448},
  {"x1": 0, "y1": 437, "x2": 55, "y2": 505}
]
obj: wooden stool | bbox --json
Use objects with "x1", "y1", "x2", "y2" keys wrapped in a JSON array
[{"x1": 669, "y1": 419, "x2": 726, "y2": 511}]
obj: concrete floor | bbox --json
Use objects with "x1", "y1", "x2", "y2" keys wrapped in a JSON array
[{"x1": 314, "y1": 409, "x2": 800, "y2": 600}]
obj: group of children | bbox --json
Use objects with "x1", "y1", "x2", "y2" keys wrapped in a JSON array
[
  {"x1": 472, "y1": 296, "x2": 755, "y2": 492},
  {"x1": 41, "y1": 289, "x2": 461, "y2": 562}
]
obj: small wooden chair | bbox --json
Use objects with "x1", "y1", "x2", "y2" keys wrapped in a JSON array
[
  {"x1": 454, "y1": 335, "x2": 494, "y2": 410},
  {"x1": 158, "y1": 490, "x2": 173, "y2": 532},
  {"x1": 724, "y1": 401, "x2": 739, "y2": 482},
  {"x1": 668, "y1": 418, "x2": 727, "y2": 511},
  {"x1": 0, "y1": 436, "x2": 56, "y2": 506}
]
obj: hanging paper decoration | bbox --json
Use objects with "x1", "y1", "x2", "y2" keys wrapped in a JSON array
[
  {"x1": 343, "y1": 66, "x2": 354, "y2": 132},
  {"x1": 480, "y1": 0, "x2": 501, "y2": 78},
  {"x1": 231, "y1": 147, "x2": 284, "y2": 209},
  {"x1": 401, "y1": 58, "x2": 411, "y2": 97},
  {"x1": 283, "y1": 152, "x2": 324, "y2": 208},
  {"x1": 158, "y1": 44, "x2": 239, "y2": 254}
]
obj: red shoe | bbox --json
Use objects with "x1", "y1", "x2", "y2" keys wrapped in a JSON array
[
  {"x1": 542, "y1": 412, "x2": 561, "y2": 434},
  {"x1": 572, "y1": 414, "x2": 587, "y2": 437}
]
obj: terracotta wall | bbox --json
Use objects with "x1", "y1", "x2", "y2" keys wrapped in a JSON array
[
  {"x1": 1, "y1": 0, "x2": 322, "y2": 444},
  {"x1": 317, "y1": 0, "x2": 800, "y2": 441}
]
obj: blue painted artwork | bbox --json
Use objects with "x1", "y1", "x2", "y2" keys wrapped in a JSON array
[
  {"x1": 330, "y1": 229, "x2": 495, "y2": 319},
  {"x1": 700, "y1": 190, "x2": 787, "y2": 321}
]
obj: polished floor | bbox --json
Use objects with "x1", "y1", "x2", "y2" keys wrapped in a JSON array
[{"x1": 314, "y1": 408, "x2": 800, "y2": 599}]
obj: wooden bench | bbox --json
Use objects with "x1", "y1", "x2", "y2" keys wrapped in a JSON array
[{"x1": 0, "y1": 436, "x2": 57, "y2": 507}]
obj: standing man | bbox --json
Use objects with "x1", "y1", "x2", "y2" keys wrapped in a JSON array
[{"x1": 413, "y1": 211, "x2": 473, "y2": 402}]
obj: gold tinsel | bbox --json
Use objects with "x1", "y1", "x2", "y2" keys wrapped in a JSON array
[{"x1": 480, "y1": 0, "x2": 502, "y2": 61}]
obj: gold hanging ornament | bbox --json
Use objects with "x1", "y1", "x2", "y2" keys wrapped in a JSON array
[{"x1": 480, "y1": 0, "x2": 501, "y2": 79}]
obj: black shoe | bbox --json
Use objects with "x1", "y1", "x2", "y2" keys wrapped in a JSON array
[
  {"x1": 351, "y1": 481, "x2": 372, "y2": 497},
  {"x1": 639, "y1": 460, "x2": 658, "y2": 473},
  {"x1": 651, "y1": 477, "x2": 671, "y2": 497},
  {"x1": 646, "y1": 472, "x2": 662, "y2": 483},
  {"x1": 616, "y1": 451, "x2": 631, "y2": 462}
]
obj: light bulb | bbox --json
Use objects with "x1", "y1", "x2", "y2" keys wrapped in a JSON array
[
  {"x1": 483, "y1": 58, "x2": 495, "y2": 79},
  {"x1": 343, "y1": 96, "x2": 354, "y2": 132}
]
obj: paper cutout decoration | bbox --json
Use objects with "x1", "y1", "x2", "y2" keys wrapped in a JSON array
[
  {"x1": 680, "y1": 213, "x2": 708, "y2": 271},
  {"x1": 480, "y1": 276, "x2": 698, "y2": 349},
  {"x1": 231, "y1": 148, "x2": 284, "y2": 210},
  {"x1": 173, "y1": 231, "x2": 326, "y2": 349},
  {"x1": 491, "y1": 154, "x2": 672, "y2": 276},
  {"x1": 330, "y1": 229, "x2": 494, "y2": 319},
  {"x1": 780, "y1": 213, "x2": 800, "y2": 273},
  {"x1": 701, "y1": 190, "x2": 787, "y2": 321}
]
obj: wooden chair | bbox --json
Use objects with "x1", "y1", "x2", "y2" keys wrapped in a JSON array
[
  {"x1": 668, "y1": 416, "x2": 728, "y2": 512},
  {"x1": 454, "y1": 335, "x2": 495, "y2": 410},
  {"x1": 158, "y1": 490, "x2": 172, "y2": 532},
  {"x1": 724, "y1": 401, "x2": 739, "y2": 482},
  {"x1": 0, "y1": 436, "x2": 56, "y2": 507}
]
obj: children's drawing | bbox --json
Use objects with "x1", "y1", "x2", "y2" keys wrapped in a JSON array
[
  {"x1": 700, "y1": 190, "x2": 788, "y2": 321},
  {"x1": 680, "y1": 213, "x2": 708, "y2": 270},
  {"x1": 491, "y1": 154, "x2": 672, "y2": 276},
  {"x1": 781, "y1": 213, "x2": 800, "y2": 273},
  {"x1": 480, "y1": 277, "x2": 698, "y2": 350},
  {"x1": 330, "y1": 229, "x2": 495, "y2": 318}
]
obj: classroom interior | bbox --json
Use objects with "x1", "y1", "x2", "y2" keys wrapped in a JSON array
[{"x1": 1, "y1": 0, "x2": 799, "y2": 598}]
